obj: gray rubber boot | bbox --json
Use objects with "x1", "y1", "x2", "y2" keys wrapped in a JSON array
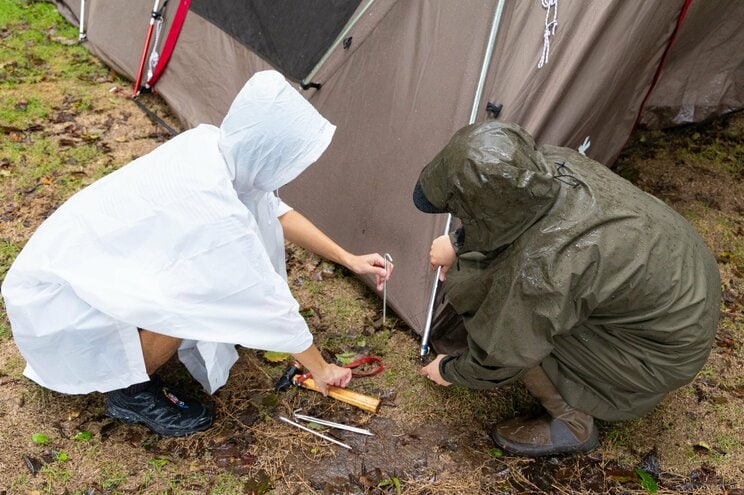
[{"x1": 491, "y1": 367, "x2": 599, "y2": 456}]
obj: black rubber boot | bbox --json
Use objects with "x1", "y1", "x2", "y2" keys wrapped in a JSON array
[
  {"x1": 491, "y1": 367, "x2": 598, "y2": 456},
  {"x1": 105, "y1": 376, "x2": 213, "y2": 437}
]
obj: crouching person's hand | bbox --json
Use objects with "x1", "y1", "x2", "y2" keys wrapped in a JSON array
[
  {"x1": 292, "y1": 343, "x2": 352, "y2": 395},
  {"x1": 420, "y1": 354, "x2": 452, "y2": 386},
  {"x1": 344, "y1": 252, "x2": 394, "y2": 291},
  {"x1": 311, "y1": 363, "x2": 353, "y2": 395}
]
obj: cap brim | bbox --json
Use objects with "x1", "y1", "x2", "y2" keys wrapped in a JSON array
[{"x1": 412, "y1": 180, "x2": 446, "y2": 214}]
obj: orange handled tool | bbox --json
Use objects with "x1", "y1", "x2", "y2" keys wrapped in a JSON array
[{"x1": 275, "y1": 357, "x2": 384, "y2": 413}]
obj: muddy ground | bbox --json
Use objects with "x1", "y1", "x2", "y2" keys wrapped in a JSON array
[{"x1": 1, "y1": 2, "x2": 743, "y2": 494}]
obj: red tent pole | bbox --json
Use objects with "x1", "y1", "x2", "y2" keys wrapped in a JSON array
[
  {"x1": 133, "y1": 0, "x2": 162, "y2": 97},
  {"x1": 631, "y1": 0, "x2": 693, "y2": 129},
  {"x1": 145, "y1": 0, "x2": 190, "y2": 90}
]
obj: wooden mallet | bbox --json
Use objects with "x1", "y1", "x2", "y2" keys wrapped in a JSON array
[{"x1": 275, "y1": 364, "x2": 381, "y2": 413}]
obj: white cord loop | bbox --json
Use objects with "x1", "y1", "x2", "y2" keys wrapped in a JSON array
[
  {"x1": 147, "y1": 15, "x2": 165, "y2": 82},
  {"x1": 578, "y1": 136, "x2": 591, "y2": 155},
  {"x1": 538, "y1": 0, "x2": 559, "y2": 69}
]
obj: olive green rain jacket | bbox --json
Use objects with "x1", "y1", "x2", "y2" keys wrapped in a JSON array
[{"x1": 418, "y1": 122, "x2": 721, "y2": 421}]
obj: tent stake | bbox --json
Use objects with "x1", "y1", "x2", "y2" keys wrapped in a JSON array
[
  {"x1": 279, "y1": 416, "x2": 352, "y2": 450},
  {"x1": 382, "y1": 253, "x2": 393, "y2": 324}
]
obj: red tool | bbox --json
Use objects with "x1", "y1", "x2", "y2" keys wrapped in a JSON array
[
  {"x1": 276, "y1": 357, "x2": 384, "y2": 413},
  {"x1": 293, "y1": 356, "x2": 384, "y2": 384}
]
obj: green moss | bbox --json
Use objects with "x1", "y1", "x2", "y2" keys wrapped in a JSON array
[
  {"x1": 0, "y1": 240, "x2": 21, "y2": 280},
  {"x1": 0, "y1": 0, "x2": 109, "y2": 86},
  {"x1": 0, "y1": 0, "x2": 24, "y2": 26},
  {"x1": 0, "y1": 93, "x2": 52, "y2": 127},
  {"x1": 0, "y1": 318, "x2": 11, "y2": 342},
  {"x1": 210, "y1": 472, "x2": 250, "y2": 494}
]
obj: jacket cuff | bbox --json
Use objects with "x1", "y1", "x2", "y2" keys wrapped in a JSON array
[
  {"x1": 439, "y1": 354, "x2": 458, "y2": 384},
  {"x1": 448, "y1": 227, "x2": 464, "y2": 255}
]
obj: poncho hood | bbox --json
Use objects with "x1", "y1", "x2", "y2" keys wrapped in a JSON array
[
  {"x1": 219, "y1": 70, "x2": 335, "y2": 194},
  {"x1": 417, "y1": 122, "x2": 560, "y2": 253}
]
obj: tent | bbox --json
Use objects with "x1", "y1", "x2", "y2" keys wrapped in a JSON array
[{"x1": 53, "y1": 0, "x2": 743, "y2": 350}]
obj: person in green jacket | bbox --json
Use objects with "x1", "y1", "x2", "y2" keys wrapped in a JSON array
[{"x1": 415, "y1": 121, "x2": 721, "y2": 457}]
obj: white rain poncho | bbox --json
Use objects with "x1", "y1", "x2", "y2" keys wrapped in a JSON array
[{"x1": 1, "y1": 70, "x2": 336, "y2": 394}]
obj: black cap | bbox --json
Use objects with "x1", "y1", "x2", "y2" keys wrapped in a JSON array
[{"x1": 412, "y1": 180, "x2": 446, "y2": 214}]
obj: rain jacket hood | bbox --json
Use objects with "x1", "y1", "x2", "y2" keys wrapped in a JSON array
[
  {"x1": 419, "y1": 122, "x2": 721, "y2": 421},
  {"x1": 417, "y1": 122, "x2": 561, "y2": 253}
]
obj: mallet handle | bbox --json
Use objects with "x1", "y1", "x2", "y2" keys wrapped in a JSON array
[{"x1": 296, "y1": 376, "x2": 381, "y2": 413}]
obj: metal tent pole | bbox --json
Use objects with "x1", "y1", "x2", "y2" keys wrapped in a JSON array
[
  {"x1": 301, "y1": 0, "x2": 376, "y2": 88},
  {"x1": 133, "y1": 0, "x2": 162, "y2": 97},
  {"x1": 419, "y1": 0, "x2": 506, "y2": 358},
  {"x1": 79, "y1": 0, "x2": 86, "y2": 41}
]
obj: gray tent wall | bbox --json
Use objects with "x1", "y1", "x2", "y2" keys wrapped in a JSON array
[
  {"x1": 640, "y1": 0, "x2": 744, "y2": 128},
  {"x1": 54, "y1": 0, "x2": 742, "y2": 336}
]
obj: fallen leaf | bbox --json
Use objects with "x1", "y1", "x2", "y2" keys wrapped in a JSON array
[
  {"x1": 49, "y1": 35, "x2": 77, "y2": 46},
  {"x1": 693, "y1": 442, "x2": 712, "y2": 454},
  {"x1": 73, "y1": 431, "x2": 92, "y2": 441},
  {"x1": 262, "y1": 351, "x2": 289, "y2": 363},
  {"x1": 635, "y1": 468, "x2": 658, "y2": 493},
  {"x1": 31, "y1": 433, "x2": 49, "y2": 444},
  {"x1": 606, "y1": 467, "x2": 637, "y2": 483},
  {"x1": 335, "y1": 352, "x2": 357, "y2": 365}
]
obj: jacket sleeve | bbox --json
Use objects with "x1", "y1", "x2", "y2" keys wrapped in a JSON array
[
  {"x1": 440, "y1": 349, "x2": 523, "y2": 389},
  {"x1": 440, "y1": 246, "x2": 601, "y2": 388}
]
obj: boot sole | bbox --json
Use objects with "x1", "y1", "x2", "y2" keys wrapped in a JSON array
[
  {"x1": 105, "y1": 400, "x2": 213, "y2": 437},
  {"x1": 492, "y1": 427, "x2": 599, "y2": 457}
]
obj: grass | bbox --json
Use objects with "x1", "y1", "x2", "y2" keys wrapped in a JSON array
[
  {"x1": 0, "y1": 240, "x2": 21, "y2": 281},
  {"x1": 0, "y1": 0, "x2": 109, "y2": 85},
  {"x1": 0, "y1": 350, "x2": 24, "y2": 375},
  {"x1": 0, "y1": 91, "x2": 52, "y2": 125}
]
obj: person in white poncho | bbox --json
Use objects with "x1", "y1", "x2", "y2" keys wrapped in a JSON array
[{"x1": 1, "y1": 70, "x2": 392, "y2": 437}]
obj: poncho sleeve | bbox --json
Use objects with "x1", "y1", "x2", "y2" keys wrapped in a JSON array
[
  {"x1": 57, "y1": 202, "x2": 314, "y2": 354},
  {"x1": 13, "y1": 136, "x2": 315, "y2": 355}
]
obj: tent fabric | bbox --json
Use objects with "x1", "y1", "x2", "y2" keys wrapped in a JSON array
[
  {"x1": 51, "y1": 0, "x2": 741, "y2": 338},
  {"x1": 640, "y1": 0, "x2": 744, "y2": 128},
  {"x1": 1, "y1": 71, "x2": 335, "y2": 394},
  {"x1": 419, "y1": 122, "x2": 721, "y2": 421},
  {"x1": 479, "y1": 1, "x2": 685, "y2": 165},
  {"x1": 189, "y1": 0, "x2": 362, "y2": 82}
]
